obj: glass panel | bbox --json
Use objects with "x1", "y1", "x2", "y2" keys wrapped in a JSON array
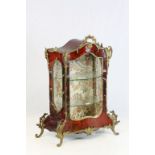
[
  {"x1": 53, "y1": 60, "x2": 63, "y2": 112},
  {"x1": 69, "y1": 54, "x2": 103, "y2": 120}
]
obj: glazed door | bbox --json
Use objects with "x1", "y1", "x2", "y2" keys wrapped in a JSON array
[{"x1": 69, "y1": 53, "x2": 103, "y2": 120}]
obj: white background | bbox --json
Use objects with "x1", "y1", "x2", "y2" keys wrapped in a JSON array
[
  {"x1": 1, "y1": 0, "x2": 155, "y2": 155},
  {"x1": 26, "y1": 0, "x2": 128, "y2": 155}
]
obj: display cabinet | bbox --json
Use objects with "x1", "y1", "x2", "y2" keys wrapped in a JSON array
[{"x1": 35, "y1": 35, "x2": 119, "y2": 147}]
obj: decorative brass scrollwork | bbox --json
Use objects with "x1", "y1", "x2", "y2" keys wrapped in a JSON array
[
  {"x1": 107, "y1": 111, "x2": 120, "y2": 135},
  {"x1": 84, "y1": 35, "x2": 97, "y2": 44},
  {"x1": 104, "y1": 46, "x2": 113, "y2": 66},
  {"x1": 35, "y1": 113, "x2": 48, "y2": 138}
]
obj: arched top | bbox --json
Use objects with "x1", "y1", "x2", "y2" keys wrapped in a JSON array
[
  {"x1": 45, "y1": 35, "x2": 112, "y2": 63},
  {"x1": 47, "y1": 35, "x2": 103, "y2": 53},
  {"x1": 57, "y1": 39, "x2": 83, "y2": 53}
]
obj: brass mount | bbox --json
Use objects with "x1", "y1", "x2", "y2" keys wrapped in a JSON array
[{"x1": 35, "y1": 113, "x2": 48, "y2": 138}]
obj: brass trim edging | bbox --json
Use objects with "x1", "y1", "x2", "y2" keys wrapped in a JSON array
[{"x1": 55, "y1": 110, "x2": 119, "y2": 147}]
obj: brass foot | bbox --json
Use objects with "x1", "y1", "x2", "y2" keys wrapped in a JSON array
[
  {"x1": 108, "y1": 111, "x2": 120, "y2": 135},
  {"x1": 35, "y1": 124, "x2": 45, "y2": 138},
  {"x1": 35, "y1": 113, "x2": 48, "y2": 138},
  {"x1": 110, "y1": 124, "x2": 119, "y2": 135},
  {"x1": 56, "y1": 134, "x2": 64, "y2": 147},
  {"x1": 56, "y1": 120, "x2": 66, "y2": 147},
  {"x1": 85, "y1": 127, "x2": 93, "y2": 135}
]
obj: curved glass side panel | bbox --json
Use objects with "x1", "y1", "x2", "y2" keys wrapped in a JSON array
[
  {"x1": 53, "y1": 60, "x2": 63, "y2": 112},
  {"x1": 69, "y1": 53, "x2": 103, "y2": 120}
]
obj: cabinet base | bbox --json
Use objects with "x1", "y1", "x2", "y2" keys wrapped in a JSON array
[{"x1": 35, "y1": 111, "x2": 119, "y2": 147}]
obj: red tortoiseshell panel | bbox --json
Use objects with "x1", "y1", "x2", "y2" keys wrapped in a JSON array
[{"x1": 63, "y1": 113, "x2": 112, "y2": 132}]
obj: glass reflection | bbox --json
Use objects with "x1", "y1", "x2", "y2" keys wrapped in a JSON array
[{"x1": 53, "y1": 60, "x2": 63, "y2": 112}]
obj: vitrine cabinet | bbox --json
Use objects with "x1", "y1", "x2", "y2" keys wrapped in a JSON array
[{"x1": 35, "y1": 35, "x2": 119, "y2": 147}]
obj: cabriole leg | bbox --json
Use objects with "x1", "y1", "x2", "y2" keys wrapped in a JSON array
[
  {"x1": 56, "y1": 120, "x2": 66, "y2": 147},
  {"x1": 35, "y1": 124, "x2": 45, "y2": 138},
  {"x1": 108, "y1": 111, "x2": 120, "y2": 135},
  {"x1": 35, "y1": 113, "x2": 48, "y2": 138},
  {"x1": 110, "y1": 124, "x2": 119, "y2": 135},
  {"x1": 56, "y1": 133, "x2": 64, "y2": 147}
]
